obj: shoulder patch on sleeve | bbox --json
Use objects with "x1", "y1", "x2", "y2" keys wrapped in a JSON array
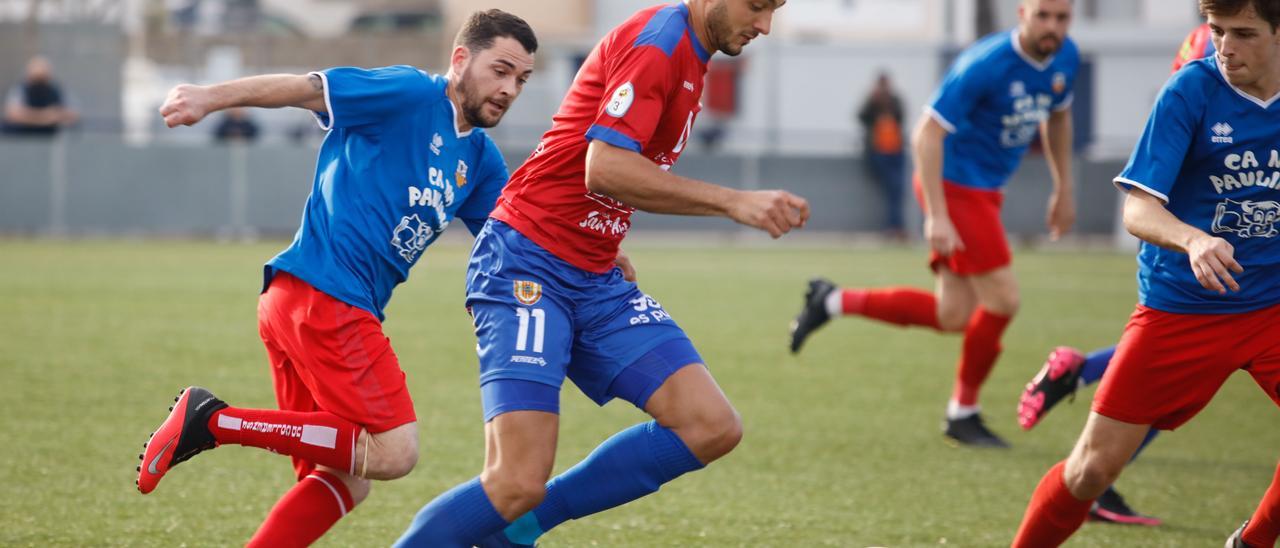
[{"x1": 606, "y1": 82, "x2": 635, "y2": 117}]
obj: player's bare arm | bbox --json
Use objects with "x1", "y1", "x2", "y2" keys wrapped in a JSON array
[
  {"x1": 585, "y1": 139, "x2": 809, "y2": 238},
  {"x1": 1123, "y1": 190, "x2": 1242, "y2": 294},
  {"x1": 1042, "y1": 107, "x2": 1076, "y2": 240},
  {"x1": 912, "y1": 115, "x2": 963, "y2": 253},
  {"x1": 159, "y1": 73, "x2": 326, "y2": 128}
]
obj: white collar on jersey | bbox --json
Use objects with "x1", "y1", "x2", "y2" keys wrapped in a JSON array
[
  {"x1": 1011, "y1": 30, "x2": 1055, "y2": 72},
  {"x1": 443, "y1": 77, "x2": 474, "y2": 139},
  {"x1": 1216, "y1": 58, "x2": 1280, "y2": 109}
]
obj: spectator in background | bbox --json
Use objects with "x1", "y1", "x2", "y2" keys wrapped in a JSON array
[
  {"x1": 214, "y1": 107, "x2": 260, "y2": 143},
  {"x1": 857, "y1": 72, "x2": 906, "y2": 240},
  {"x1": 3, "y1": 56, "x2": 79, "y2": 137}
]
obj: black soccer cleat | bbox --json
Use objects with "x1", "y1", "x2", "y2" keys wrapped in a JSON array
[
  {"x1": 1018, "y1": 346, "x2": 1086, "y2": 430},
  {"x1": 1226, "y1": 520, "x2": 1255, "y2": 548},
  {"x1": 789, "y1": 278, "x2": 837, "y2": 354},
  {"x1": 943, "y1": 413, "x2": 1010, "y2": 448},
  {"x1": 136, "y1": 386, "x2": 227, "y2": 494},
  {"x1": 1088, "y1": 486, "x2": 1161, "y2": 526}
]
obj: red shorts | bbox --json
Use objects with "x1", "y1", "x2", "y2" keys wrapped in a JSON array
[
  {"x1": 913, "y1": 177, "x2": 1011, "y2": 275},
  {"x1": 1093, "y1": 303, "x2": 1280, "y2": 430},
  {"x1": 258, "y1": 272, "x2": 416, "y2": 476}
]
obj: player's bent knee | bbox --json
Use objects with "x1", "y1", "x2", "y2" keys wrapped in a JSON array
[
  {"x1": 482, "y1": 469, "x2": 548, "y2": 514},
  {"x1": 363, "y1": 425, "x2": 419, "y2": 480},
  {"x1": 937, "y1": 309, "x2": 970, "y2": 332},
  {"x1": 1065, "y1": 453, "x2": 1123, "y2": 498},
  {"x1": 686, "y1": 406, "x2": 743, "y2": 463}
]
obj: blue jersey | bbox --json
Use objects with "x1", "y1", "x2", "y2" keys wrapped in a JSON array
[
  {"x1": 1115, "y1": 58, "x2": 1280, "y2": 314},
  {"x1": 927, "y1": 30, "x2": 1079, "y2": 189},
  {"x1": 266, "y1": 66, "x2": 508, "y2": 320}
]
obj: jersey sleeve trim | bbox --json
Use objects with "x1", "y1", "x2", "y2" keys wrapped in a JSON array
[
  {"x1": 585, "y1": 124, "x2": 642, "y2": 153},
  {"x1": 924, "y1": 105, "x2": 957, "y2": 134},
  {"x1": 1053, "y1": 92, "x2": 1074, "y2": 112},
  {"x1": 308, "y1": 71, "x2": 335, "y2": 131},
  {"x1": 1114, "y1": 176, "x2": 1170, "y2": 204}
]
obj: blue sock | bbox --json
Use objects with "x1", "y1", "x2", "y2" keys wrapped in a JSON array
[
  {"x1": 395, "y1": 477, "x2": 508, "y2": 548},
  {"x1": 1078, "y1": 345, "x2": 1116, "y2": 386},
  {"x1": 502, "y1": 421, "x2": 705, "y2": 544}
]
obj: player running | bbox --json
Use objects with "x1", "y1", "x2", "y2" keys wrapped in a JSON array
[
  {"x1": 135, "y1": 11, "x2": 536, "y2": 546},
  {"x1": 1014, "y1": 20, "x2": 1220, "y2": 527},
  {"x1": 392, "y1": 1, "x2": 806, "y2": 546},
  {"x1": 789, "y1": 0, "x2": 1078, "y2": 448},
  {"x1": 1012, "y1": 1, "x2": 1280, "y2": 546}
]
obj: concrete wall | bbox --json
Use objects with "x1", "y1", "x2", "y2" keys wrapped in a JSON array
[{"x1": 0, "y1": 136, "x2": 1125, "y2": 238}]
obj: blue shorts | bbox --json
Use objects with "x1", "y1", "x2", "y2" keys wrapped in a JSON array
[{"x1": 467, "y1": 219, "x2": 704, "y2": 421}]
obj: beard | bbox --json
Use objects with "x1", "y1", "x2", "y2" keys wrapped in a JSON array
[
  {"x1": 456, "y1": 69, "x2": 503, "y2": 129},
  {"x1": 707, "y1": 3, "x2": 743, "y2": 56},
  {"x1": 1033, "y1": 33, "x2": 1062, "y2": 57}
]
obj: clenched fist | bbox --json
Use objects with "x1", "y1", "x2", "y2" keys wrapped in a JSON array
[
  {"x1": 159, "y1": 84, "x2": 215, "y2": 128},
  {"x1": 728, "y1": 190, "x2": 810, "y2": 238}
]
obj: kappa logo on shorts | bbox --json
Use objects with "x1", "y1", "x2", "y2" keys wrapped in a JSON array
[{"x1": 513, "y1": 280, "x2": 543, "y2": 306}]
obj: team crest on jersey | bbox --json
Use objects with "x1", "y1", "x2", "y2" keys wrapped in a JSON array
[
  {"x1": 1052, "y1": 72, "x2": 1067, "y2": 94},
  {"x1": 606, "y1": 82, "x2": 635, "y2": 117},
  {"x1": 456, "y1": 159, "x2": 468, "y2": 187},
  {"x1": 513, "y1": 280, "x2": 543, "y2": 305},
  {"x1": 1213, "y1": 198, "x2": 1280, "y2": 238}
]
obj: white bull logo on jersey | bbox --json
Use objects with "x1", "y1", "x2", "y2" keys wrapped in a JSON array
[
  {"x1": 391, "y1": 214, "x2": 435, "y2": 262},
  {"x1": 1212, "y1": 198, "x2": 1280, "y2": 238}
]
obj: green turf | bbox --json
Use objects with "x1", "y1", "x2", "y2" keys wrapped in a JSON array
[{"x1": 1, "y1": 239, "x2": 1276, "y2": 547}]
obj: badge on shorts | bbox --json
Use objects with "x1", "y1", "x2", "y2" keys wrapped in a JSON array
[
  {"x1": 513, "y1": 280, "x2": 543, "y2": 306},
  {"x1": 605, "y1": 82, "x2": 635, "y2": 118}
]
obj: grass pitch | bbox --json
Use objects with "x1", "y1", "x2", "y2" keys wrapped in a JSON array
[{"x1": 1, "y1": 239, "x2": 1276, "y2": 547}]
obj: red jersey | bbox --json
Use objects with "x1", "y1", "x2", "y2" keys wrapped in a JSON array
[
  {"x1": 492, "y1": 3, "x2": 711, "y2": 273},
  {"x1": 1171, "y1": 23, "x2": 1213, "y2": 74}
]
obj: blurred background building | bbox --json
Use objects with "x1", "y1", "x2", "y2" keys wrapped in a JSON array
[{"x1": 0, "y1": 0, "x2": 1202, "y2": 239}]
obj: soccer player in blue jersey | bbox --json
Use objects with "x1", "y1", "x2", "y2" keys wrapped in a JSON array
[
  {"x1": 789, "y1": 0, "x2": 1078, "y2": 448},
  {"x1": 134, "y1": 11, "x2": 537, "y2": 546},
  {"x1": 1014, "y1": 21, "x2": 1223, "y2": 528},
  {"x1": 1014, "y1": 1, "x2": 1280, "y2": 545},
  {"x1": 393, "y1": 1, "x2": 806, "y2": 547}
]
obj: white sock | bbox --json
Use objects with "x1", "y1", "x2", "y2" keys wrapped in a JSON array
[
  {"x1": 946, "y1": 399, "x2": 980, "y2": 420},
  {"x1": 824, "y1": 289, "x2": 843, "y2": 316}
]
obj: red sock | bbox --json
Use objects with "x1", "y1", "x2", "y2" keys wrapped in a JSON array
[
  {"x1": 247, "y1": 470, "x2": 357, "y2": 548},
  {"x1": 209, "y1": 407, "x2": 359, "y2": 474},
  {"x1": 952, "y1": 307, "x2": 1011, "y2": 406},
  {"x1": 1012, "y1": 461, "x2": 1093, "y2": 548},
  {"x1": 842, "y1": 287, "x2": 941, "y2": 330},
  {"x1": 1243, "y1": 462, "x2": 1280, "y2": 546}
]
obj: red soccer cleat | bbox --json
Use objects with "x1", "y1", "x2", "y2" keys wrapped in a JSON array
[
  {"x1": 136, "y1": 386, "x2": 227, "y2": 494},
  {"x1": 1018, "y1": 346, "x2": 1085, "y2": 431}
]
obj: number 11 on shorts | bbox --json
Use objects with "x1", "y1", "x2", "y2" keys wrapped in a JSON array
[{"x1": 515, "y1": 308, "x2": 545, "y2": 353}]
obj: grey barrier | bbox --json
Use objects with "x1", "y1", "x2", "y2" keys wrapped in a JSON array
[{"x1": 0, "y1": 136, "x2": 1127, "y2": 239}]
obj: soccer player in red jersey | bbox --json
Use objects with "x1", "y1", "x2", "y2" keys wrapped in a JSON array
[
  {"x1": 789, "y1": 0, "x2": 1078, "y2": 448},
  {"x1": 1174, "y1": 22, "x2": 1215, "y2": 72},
  {"x1": 394, "y1": 1, "x2": 808, "y2": 546},
  {"x1": 1013, "y1": 1, "x2": 1280, "y2": 546}
]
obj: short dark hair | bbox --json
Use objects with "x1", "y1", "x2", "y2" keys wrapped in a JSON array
[
  {"x1": 1200, "y1": 0, "x2": 1280, "y2": 31},
  {"x1": 454, "y1": 9, "x2": 538, "y2": 55}
]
